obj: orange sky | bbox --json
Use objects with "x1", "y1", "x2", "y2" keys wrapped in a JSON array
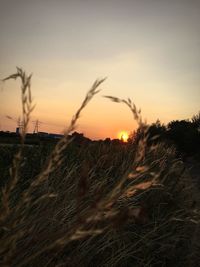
[{"x1": 0, "y1": 1, "x2": 200, "y2": 140}]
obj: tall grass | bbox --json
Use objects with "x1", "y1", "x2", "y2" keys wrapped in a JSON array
[{"x1": 0, "y1": 68, "x2": 199, "y2": 266}]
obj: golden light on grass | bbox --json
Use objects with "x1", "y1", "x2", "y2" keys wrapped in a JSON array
[{"x1": 118, "y1": 131, "x2": 129, "y2": 142}]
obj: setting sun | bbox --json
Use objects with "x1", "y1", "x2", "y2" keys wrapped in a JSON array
[{"x1": 118, "y1": 131, "x2": 129, "y2": 142}]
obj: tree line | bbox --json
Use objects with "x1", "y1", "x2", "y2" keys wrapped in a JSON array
[{"x1": 131, "y1": 112, "x2": 200, "y2": 157}]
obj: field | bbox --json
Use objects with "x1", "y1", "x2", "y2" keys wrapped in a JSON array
[{"x1": 0, "y1": 69, "x2": 200, "y2": 267}]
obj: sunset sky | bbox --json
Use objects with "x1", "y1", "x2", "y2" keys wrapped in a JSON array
[{"x1": 0, "y1": 0, "x2": 200, "y2": 140}]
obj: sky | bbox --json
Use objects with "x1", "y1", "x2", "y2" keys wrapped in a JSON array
[{"x1": 0, "y1": 0, "x2": 200, "y2": 140}]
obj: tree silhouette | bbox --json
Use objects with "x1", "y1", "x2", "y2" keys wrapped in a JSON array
[
  {"x1": 191, "y1": 111, "x2": 200, "y2": 130},
  {"x1": 129, "y1": 112, "x2": 200, "y2": 157},
  {"x1": 167, "y1": 119, "x2": 200, "y2": 155}
]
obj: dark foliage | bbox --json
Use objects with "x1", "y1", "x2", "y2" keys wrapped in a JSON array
[{"x1": 130, "y1": 112, "x2": 200, "y2": 157}]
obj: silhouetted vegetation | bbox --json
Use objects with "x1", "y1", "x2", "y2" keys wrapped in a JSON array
[
  {"x1": 131, "y1": 116, "x2": 200, "y2": 158},
  {"x1": 0, "y1": 68, "x2": 199, "y2": 267}
]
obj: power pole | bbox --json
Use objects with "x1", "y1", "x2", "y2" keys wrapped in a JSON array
[
  {"x1": 5, "y1": 115, "x2": 24, "y2": 134},
  {"x1": 32, "y1": 120, "x2": 42, "y2": 134}
]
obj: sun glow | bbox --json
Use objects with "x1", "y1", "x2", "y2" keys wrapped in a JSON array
[{"x1": 118, "y1": 131, "x2": 129, "y2": 142}]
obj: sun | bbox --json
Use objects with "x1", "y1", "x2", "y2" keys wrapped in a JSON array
[{"x1": 118, "y1": 131, "x2": 129, "y2": 142}]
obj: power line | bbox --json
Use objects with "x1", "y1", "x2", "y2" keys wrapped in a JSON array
[
  {"x1": 32, "y1": 120, "x2": 43, "y2": 133},
  {"x1": 5, "y1": 115, "x2": 24, "y2": 133}
]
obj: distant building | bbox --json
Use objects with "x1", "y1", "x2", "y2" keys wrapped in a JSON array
[{"x1": 48, "y1": 133, "x2": 64, "y2": 139}]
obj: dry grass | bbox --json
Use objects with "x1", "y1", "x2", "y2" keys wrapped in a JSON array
[{"x1": 0, "y1": 68, "x2": 199, "y2": 266}]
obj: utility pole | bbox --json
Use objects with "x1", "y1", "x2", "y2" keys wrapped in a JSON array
[
  {"x1": 5, "y1": 115, "x2": 24, "y2": 134},
  {"x1": 32, "y1": 120, "x2": 43, "y2": 134}
]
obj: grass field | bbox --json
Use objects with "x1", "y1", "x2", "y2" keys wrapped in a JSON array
[{"x1": 0, "y1": 68, "x2": 199, "y2": 267}]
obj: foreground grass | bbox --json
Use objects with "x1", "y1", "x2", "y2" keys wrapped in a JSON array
[{"x1": 0, "y1": 68, "x2": 199, "y2": 266}]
